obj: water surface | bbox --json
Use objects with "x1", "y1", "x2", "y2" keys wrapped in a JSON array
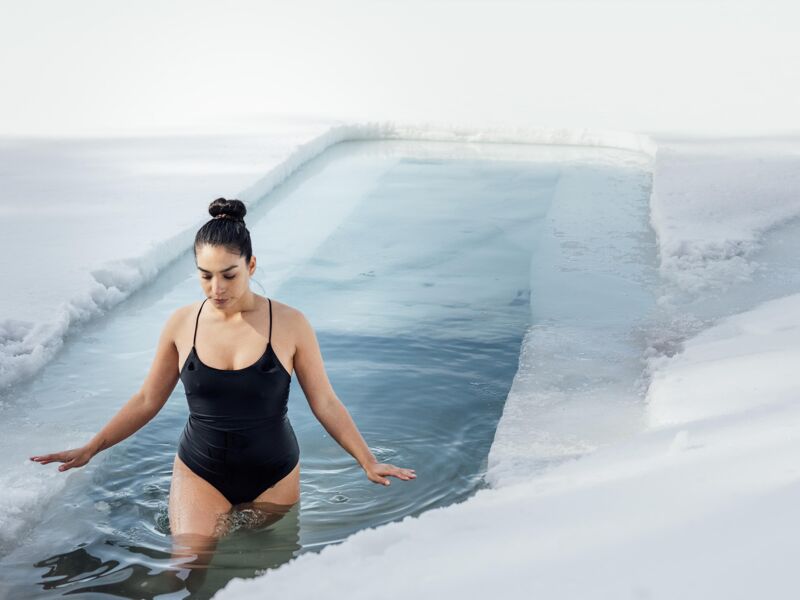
[{"x1": 0, "y1": 140, "x2": 652, "y2": 599}]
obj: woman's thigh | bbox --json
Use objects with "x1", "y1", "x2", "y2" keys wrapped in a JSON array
[
  {"x1": 169, "y1": 454, "x2": 232, "y2": 539},
  {"x1": 167, "y1": 456, "x2": 234, "y2": 593},
  {"x1": 252, "y1": 461, "x2": 301, "y2": 505}
]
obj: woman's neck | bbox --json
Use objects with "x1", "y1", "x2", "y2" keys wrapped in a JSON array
[{"x1": 210, "y1": 290, "x2": 258, "y2": 321}]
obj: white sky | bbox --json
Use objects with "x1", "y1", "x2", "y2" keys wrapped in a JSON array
[{"x1": 1, "y1": 0, "x2": 798, "y2": 136}]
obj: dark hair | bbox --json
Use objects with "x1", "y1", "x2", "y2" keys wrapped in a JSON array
[{"x1": 194, "y1": 197, "x2": 252, "y2": 264}]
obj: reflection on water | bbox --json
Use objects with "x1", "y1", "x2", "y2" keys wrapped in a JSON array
[{"x1": 31, "y1": 503, "x2": 300, "y2": 599}]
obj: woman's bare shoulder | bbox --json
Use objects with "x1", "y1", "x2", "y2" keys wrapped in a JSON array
[
  {"x1": 266, "y1": 297, "x2": 307, "y2": 332},
  {"x1": 173, "y1": 300, "x2": 202, "y2": 321},
  {"x1": 162, "y1": 301, "x2": 202, "y2": 341}
]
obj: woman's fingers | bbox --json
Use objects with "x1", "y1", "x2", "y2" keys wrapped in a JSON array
[
  {"x1": 389, "y1": 465, "x2": 416, "y2": 480},
  {"x1": 30, "y1": 452, "x2": 62, "y2": 464},
  {"x1": 388, "y1": 469, "x2": 413, "y2": 480},
  {"x1": 364, "y1": 463, "x2": 416, "y2": 486},
  {"x1": 30, "y1": 449, "x2": 82, "y2": 468}
]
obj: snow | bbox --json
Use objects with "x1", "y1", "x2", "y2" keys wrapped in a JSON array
[
  {"x1": 647, "y1": 292, "x2": 800, "y2": 428},
  {"x1": 649, "y1": 138, "x2": 800, "y2": 295}
]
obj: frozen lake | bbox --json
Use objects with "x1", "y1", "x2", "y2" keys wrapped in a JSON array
[{"x1": 0, "y1": 139, "x2": 654, "y2": 598}]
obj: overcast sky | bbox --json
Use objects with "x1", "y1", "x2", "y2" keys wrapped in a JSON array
[{"x1": 1, "y1": 0, "x2": 798, "y2": 137}]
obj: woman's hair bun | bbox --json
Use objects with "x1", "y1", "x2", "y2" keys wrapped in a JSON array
[{"x1": 208, "y1": 197, "x2": 247, "y2": 223}]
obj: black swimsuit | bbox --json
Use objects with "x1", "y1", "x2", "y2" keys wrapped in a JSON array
[{"x1": 177, "y1": 297, "x2": 300, "y2": 505}]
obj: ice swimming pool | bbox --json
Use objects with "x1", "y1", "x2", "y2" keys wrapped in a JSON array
[{"x1": 0, "y1": 139, "x2": 654, "y2": 598}]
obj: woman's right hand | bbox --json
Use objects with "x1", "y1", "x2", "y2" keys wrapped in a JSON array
[{"x1": 30, "y1": 445, "x2": 94, "y2": 472}]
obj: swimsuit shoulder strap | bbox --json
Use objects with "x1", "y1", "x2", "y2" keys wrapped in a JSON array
[
  {"x1": 268, "y1": 297, "x2": 273, "y2": 344},
  {"x1": 193, "y1": 298, "x2": 207, "y2": 347}
]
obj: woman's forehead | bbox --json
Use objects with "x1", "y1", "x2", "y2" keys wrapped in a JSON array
[{"x1": 195, "y1": 245, "x2": 248, "y2": 270}]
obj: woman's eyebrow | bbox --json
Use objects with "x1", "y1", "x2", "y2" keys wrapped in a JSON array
[{"x1": 197, "y1": 265, "x2": 239, "y2": 274}]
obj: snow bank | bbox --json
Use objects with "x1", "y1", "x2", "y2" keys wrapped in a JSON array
[
  {"x1": 647, "y1": 292, "x2": 800, "y2": 428},
  {"x1": 649, "y1": 138, "x2": 800, "y2": 295}
]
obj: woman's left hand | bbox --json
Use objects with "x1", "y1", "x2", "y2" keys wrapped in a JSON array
[{"x1": 364, "y1": 462, "x2": 416, "y2": 486}]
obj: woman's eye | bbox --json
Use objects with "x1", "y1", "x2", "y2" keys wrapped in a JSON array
[
  {"x1": 201, "y1": 275, "x2": 236, "y2": 280},
  {"x1": 224, "y1": 275, "x2": 236, "y2": 280}
]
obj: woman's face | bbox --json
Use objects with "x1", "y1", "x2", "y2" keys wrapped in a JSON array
[{"x1": 195, "y1": 244, "x2": 256, "y2": 310}]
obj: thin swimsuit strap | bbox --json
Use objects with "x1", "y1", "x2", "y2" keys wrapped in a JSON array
[
  {"x1": 192, "y1": 298, "x2": 208, "y2": 347},
  {"x1": 192, "y1": 296, "x2": 272, "y2": 348}
]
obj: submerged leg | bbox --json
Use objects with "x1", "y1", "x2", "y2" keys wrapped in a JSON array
[
  {"x1": 167, "y1": 454, "x2": 233, "y2": 594},
  {"x1": 232, "y1": 499, "x2": 296, "y2": 531}
]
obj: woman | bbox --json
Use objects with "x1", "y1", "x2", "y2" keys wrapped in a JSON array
[{"x1": 30, "y1": 197, "x2": 416, "y2": 564}]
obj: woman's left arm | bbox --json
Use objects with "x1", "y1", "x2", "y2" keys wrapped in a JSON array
[{"x1": 291, "y1": 309, "x2": 416, "y2": 487}]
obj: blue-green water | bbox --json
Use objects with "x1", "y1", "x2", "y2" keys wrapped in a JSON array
[{"x1": 0, "y1": 140, "x2": 653, "y2": 599}]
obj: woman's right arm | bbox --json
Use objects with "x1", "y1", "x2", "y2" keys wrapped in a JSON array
[{"x1": 30, "y1": 308, "x2": 184, "y2": 472}]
